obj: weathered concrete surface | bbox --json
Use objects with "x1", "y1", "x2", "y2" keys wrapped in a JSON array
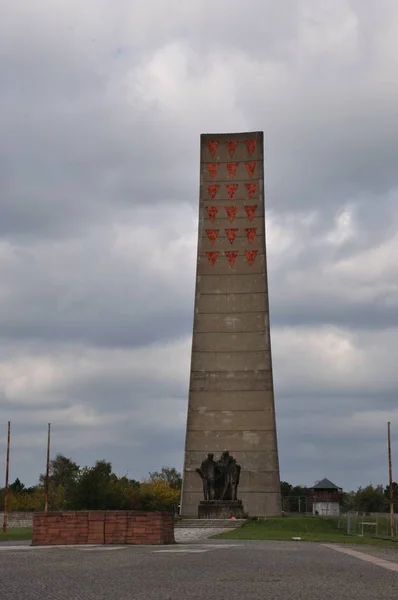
[
  {"x1": 1, "y1": 540, "x2": 398, "y2": 599},
  {"x1": 181, "y1": 132, "x2": 281, "y2": 517},
  {"x1": 0, "y1": 512, "x2": 33, "y2": 528}
]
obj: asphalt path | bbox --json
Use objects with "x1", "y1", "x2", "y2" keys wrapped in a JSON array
[{"x1": 0, "y1": 540, "x2": 397, "y2": 599}]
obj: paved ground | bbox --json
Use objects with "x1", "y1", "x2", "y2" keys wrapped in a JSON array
[{"x1": 1, "y1": 539, "x2": 398, "y2": 599}]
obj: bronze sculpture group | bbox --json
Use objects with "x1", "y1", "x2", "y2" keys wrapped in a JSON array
[{"x1": 196, "y1": 451, "x2": 241, "y2": 503}]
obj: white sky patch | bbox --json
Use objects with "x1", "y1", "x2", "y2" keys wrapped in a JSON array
[
  {"x1": 324, "y1": 207, "x2": 356, "y2": 245},
  {"x1": 299, "y1": 0, "x2": 359, "y2": 66}
]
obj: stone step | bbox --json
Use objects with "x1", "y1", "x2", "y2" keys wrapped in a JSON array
[{"x1": 175, "y1": 519, "x2": 247, "y2": 529}]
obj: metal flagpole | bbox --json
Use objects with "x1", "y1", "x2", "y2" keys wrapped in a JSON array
[
  {"x1": 44, "y1": 423, "x2": 51, "y2": 513},
  {"x1": 2, "y1": 421, "x2": 11, "y2": 533},
  {"x1": 388, "y1": 422, "x2": 394, "y2": 537}
]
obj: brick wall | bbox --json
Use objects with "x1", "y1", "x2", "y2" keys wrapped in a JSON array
[{"x1": 32, "y1": 511, "x2": 175, "y2": 546}]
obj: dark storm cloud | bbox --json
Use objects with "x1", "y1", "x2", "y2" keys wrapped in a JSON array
[{"x1": 1, "y1": 0, "x2": 398, "y2": 489}]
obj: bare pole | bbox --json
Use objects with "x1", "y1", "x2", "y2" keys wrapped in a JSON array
[
  {"x1": 2, "y1": 421, "x2": 11, "y2": 534},
  {"x1": 388, "y1": 422, "x2": 394, "y2": 536},
  {"x1": 44, "y1": 423, "x2": 51, "y2": 513}
]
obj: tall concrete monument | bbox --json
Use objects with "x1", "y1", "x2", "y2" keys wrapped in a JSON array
[{"x1": 180, "y1": 132, "x2": 282, "y2": 517}]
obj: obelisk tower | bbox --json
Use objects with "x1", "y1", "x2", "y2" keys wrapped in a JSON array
[{"x1": 180, "y1": 132, "x2": 281, "y2": 517}]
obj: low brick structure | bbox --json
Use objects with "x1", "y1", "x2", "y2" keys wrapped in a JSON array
[{"x1": 32, "y1": 511, "x2": 175, "y2": 546}]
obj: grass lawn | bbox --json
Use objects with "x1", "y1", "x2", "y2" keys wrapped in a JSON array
[
  {"x1": 0, "y1": 528, "x2": 32, "y2": 542},
  {"x1": 215, "y1": 517, "x2": 398, "y2": 547}
]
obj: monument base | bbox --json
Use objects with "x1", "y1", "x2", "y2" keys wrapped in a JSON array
[{"x1": 198, "y1": 501, "x2": 246, "y2": 520}]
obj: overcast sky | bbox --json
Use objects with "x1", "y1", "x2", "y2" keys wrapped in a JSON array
[{"x1": 1, "y1": 0, "x2": 397, "y2": 491}]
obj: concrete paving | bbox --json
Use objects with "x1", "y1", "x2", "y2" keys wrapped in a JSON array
[{"x1": 1, "y1": 540, "x2": 398, "y2": 599}]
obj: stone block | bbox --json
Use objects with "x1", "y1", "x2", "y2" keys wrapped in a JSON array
[
  {"x1": 191, "y1": 350, "x2": 271, "y2": 372},
  {"x1": 194, "y1": 312, "x2": 268, "y2": 333},
  {"x1": 198, "y1": 252, "x2": 266, "y2": 276},
  {"x1": 200, "y1": 132, "x2": 263, "y2": 163},
  {"x1": 196, "y1": 294, "x2": 227, "y2": 314},
  {"x1": 192, "y1": 331, "x2": 269, "y2": 352},
  {"x1": 188, "y1": 390, "x2": 275, "y2": 411},
  {"x1": 196, "y1": 273, "x2": 268, "y2": 295},
  {"x1": 198, "y1": 501, "x2": 245, "y2": 519},
  {"x1": 189, "y1": 370, "x2": 273, "y2": 392},
  {"x1": 181, "y1": 491, "x2": 281, "y2": 519},
  {"x1": 184, "y1": 429, "x2": 278, "y2": 452},
  {"x1": 226, "y1": 293, "x2": 268, "y2": 313},
  {"x1": 186, "y1": 409, "x2": 276, "y2": 431},
  {"x1": 201, "y1": 233, "x2": 264, "y2": 252}
]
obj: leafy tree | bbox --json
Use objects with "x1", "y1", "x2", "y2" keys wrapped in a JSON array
[
  {"x1": 280, "y1": 481, "x2": 292, "y2": 497},
  {"x1": 355, "y1": 485, "x2": 387, "y2": 513},
  {"x1": 68, "y1": 460, "x2": 114, "y2": 510},
  {"x1": 148, "y1": 467, "x2": 182, "y2": 490},
  {"x1": 10, "y1": 478, "x2": 25, "y2": 494},
  {"x1": 9, "y1": 488, "x2": 44, "y2": 511},
  {"x1": 40, "y1": 454, "x2": 80, "y2": 488},
  {"x1": 38, "y1": 454, "x2": 80, "y2": 510},
  {"x1": 341, "y1": 491, "x2": 356, "y2": 511},
  {"x1": 290, "y1": 485, "x2": 309, "y2": 497},
  {"x1": 140, "y1": 480, "x2": 180, "y2": 512},
  {"x1": 68, "y1": 460, "x2": 144, "y2": 510}
]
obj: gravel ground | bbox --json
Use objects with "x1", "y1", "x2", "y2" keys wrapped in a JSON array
[
  {"x1": 174, "y1": 527, "x2": 233, "y2": 542},
  {"x1": 1, "y1": 540, "x2": 398, "y2": 599}
]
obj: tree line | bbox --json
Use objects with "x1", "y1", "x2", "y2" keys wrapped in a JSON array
[
  {"x1": 0, "y1": 455, "x2": 396, "y2": 514},
  {"x1": 0, "y1": 454, "x2": 182, "y2": 513}
]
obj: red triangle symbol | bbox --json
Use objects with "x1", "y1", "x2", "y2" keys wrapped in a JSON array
[
  {"x1": 226, "y1": 140, "x2": 239, "y2": 158},
  {"x1": 206, "y1": 206, "x2": 220, "y2": 222},
  {"x1": 225, "y1": 228, "x2": 238, "y2": 244},
  {"x1": 245, "y1": 228, "x2": 257, "y2": 243},
  {"x1": 245, "y1": 183, "x2": 257, "y2": 199},
  {"x1": 205, "y1": 251, "x2": 219, "y2": 266},
  {"x1": 245, "y1": 139, "x2": 257, "y2": 156},
  {"x1": 205, "y1": 229, "x2": 219, "y2": 245},
  {"x1": 207, "y1": 140, "x2": 219, "y2": 157},
  {"x1": 244, "y1": 205, "x2": 257, "y2": 222},
  {"x1": 207, "y1": 184, "x2": 220, "y2": 199},
  {"x1": 225, "y1": 184, "x2": 239, "y2": 199},
  {"x1": 225, "y1": 250, "x2": 239, "y2": 267},
  {"x1": 206, "y1": 163, "x2": 219, "y2": 179},
  {"x1": 227, "y1": 163, "x2": 239, "y2": 179},
  {"x1": 225, "y1": 206, "x2": 237, "y2": 223},
  {"x1": 245, "y1": 250, "x2": 257, "y2": 266},
  {"x1": 245, "y1": 161, "x2": 257, "y2": 178}
]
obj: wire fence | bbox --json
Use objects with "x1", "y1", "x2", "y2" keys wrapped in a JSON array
[
  {"x1": 282, "y1": 496, "x2": 341, "y2": 516},
  {"x1": 282, "y1": 498, "x2": 398, "y2": 538},
  {"x1": 282, "y1": 496, "x2": 313, "y2": 514},
  {"x1": 344, "y1": 512, "x2": 398, "y2": 538}
]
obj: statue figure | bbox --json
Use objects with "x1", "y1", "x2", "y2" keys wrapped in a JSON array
[
  {"x1": 196, "y1": 451, "x2": 241, "y2": 502},
  {"x1": 217, "y1": 451, "x2": 241, "y2": 501},
  {"x1": 195, "y1": 453, "x2": 216, "y2": 501}
]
